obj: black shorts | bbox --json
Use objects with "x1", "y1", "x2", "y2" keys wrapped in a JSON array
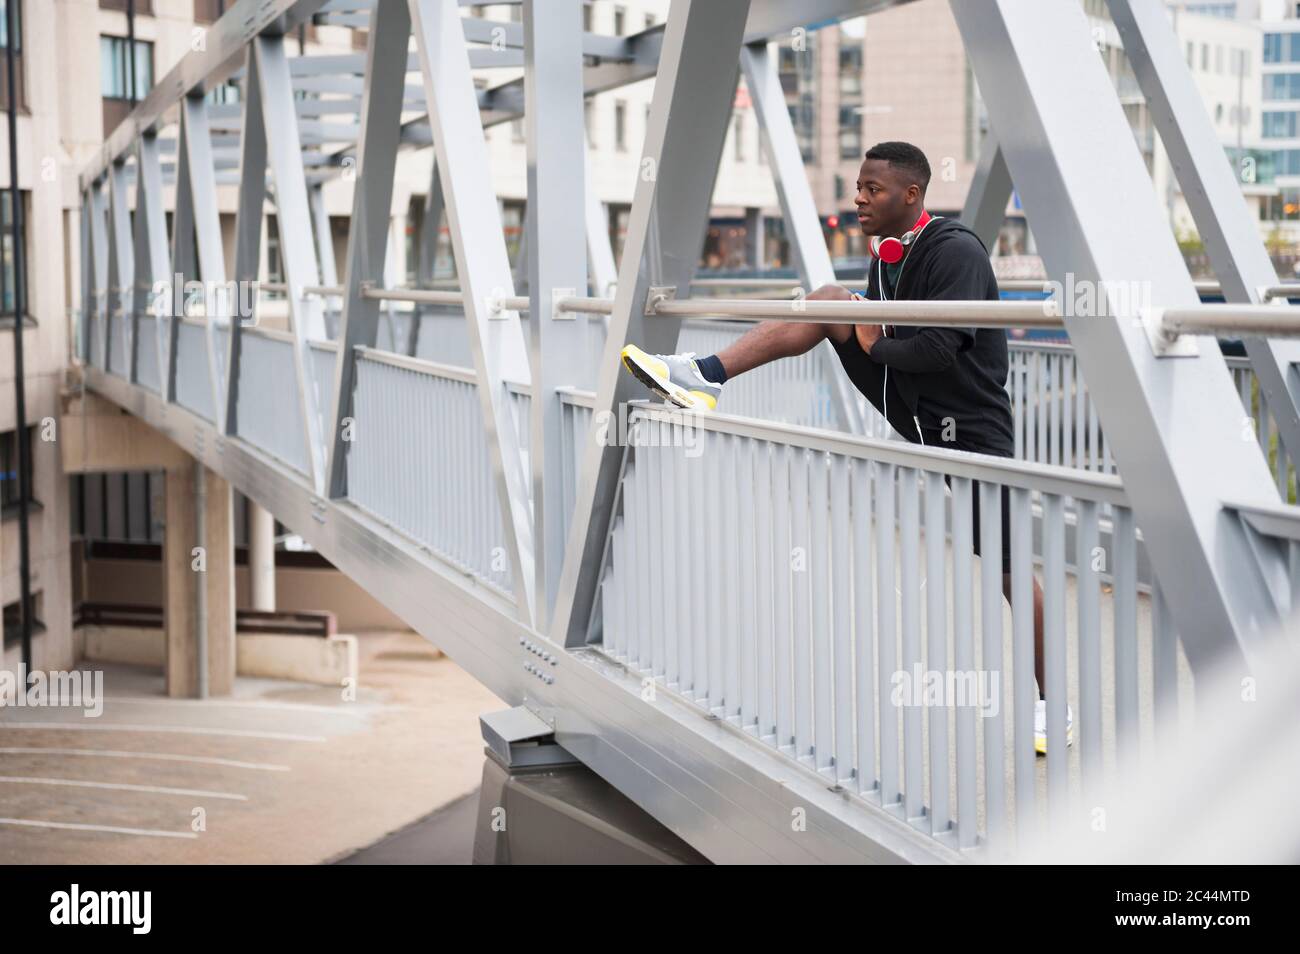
[{"x1": 830, "y1": 333, "x2": 1013, "y2": 574}]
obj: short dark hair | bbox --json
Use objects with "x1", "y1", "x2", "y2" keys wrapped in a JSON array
[{"x1": 863, "y1": 141, "x2": 931, "y2": 193}]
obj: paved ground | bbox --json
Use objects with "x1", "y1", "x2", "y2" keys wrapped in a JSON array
[{"x1": 0, "y1": 631, "x2": 502, "y2": 864}]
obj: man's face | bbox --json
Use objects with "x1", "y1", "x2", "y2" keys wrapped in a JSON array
[{"x1": 855, "y1": 158, "x2": 920, "y2": 238}]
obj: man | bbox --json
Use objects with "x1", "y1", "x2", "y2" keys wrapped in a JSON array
[{"x1": 620, "y1": 141, "x2": 1069, "y2": 753}]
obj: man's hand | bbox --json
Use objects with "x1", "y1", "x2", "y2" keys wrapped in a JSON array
[{"x1": 854, "y1": 322, "x2": 884, "y2": 354}]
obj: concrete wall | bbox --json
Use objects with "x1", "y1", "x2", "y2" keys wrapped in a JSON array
[{"x1": 81, "y1": 555, "x2": 410, "y2": 634}]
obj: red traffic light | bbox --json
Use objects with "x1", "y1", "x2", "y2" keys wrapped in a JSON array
[{"x1": 826, "y1": 214, "x2": 840, "y2": 229}]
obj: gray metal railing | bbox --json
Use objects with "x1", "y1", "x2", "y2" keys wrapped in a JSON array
[
  {"x1": 136, "y1": 315, "x2": 161, "y2": 393},
  {"x1": 174, "y1": 320, "x2": 216, "y2": 422},
  {"x1": 597, "y1": 402, "x2": 1186, "y2": 856},
  {"x1": 347, "y1": 347, "x2": 514, "y2": 596},
  {"x1": 236, "y1": 328, "x2": 310, "y2": 474}
]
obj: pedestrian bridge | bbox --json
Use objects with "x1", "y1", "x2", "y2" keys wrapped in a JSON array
[{"x1": 75, "y1": 0, "x2": 1300, "y2": 862}]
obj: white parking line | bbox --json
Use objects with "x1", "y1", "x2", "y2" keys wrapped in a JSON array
[
  {"x1": 0, "y1": 747, "x2": 290, "y2": 771},
  {"x1": 0, "y1": 776, "x2": 248, "y2": 801},
  {"x1": 0, "y1": 817, "x2": 198, "y2": 839},
  {"x1": 0, "y1": 722, "x2": 326, "y2": 742},
  {"x1": 102, "y1": 696, "x2": 369, "y2": 717}
]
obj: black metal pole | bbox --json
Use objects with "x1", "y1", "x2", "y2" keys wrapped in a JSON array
[
  {"x1": 5, "y1": 0, "x2": 33, "y2": 677},
  {"x1": 127, "y1": 0, "x2": 136, "y2": 104}
]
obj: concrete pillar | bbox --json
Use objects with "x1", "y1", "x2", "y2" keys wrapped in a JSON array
[
  {"x1": 249, "y1": 501, "x2": 276, "y2": 612},
  {"x1": 163, "y1": 461, "x2": 236, "y2": 697}
]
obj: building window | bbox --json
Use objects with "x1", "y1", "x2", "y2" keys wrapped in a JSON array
[
  {"x1": 1264, "y1": 110, "x2": 1298, "y2": 138},
  {"x1": 733, "y1": 114, "x2": 745, "y2": 161},
  {"x1": 582, "y1": 1, "x2": 592, "y2": 32},
  {"x1": 839, "y1": 45, "x2": 863, "y2": 97},
  {"x1": 644, "y1": 13, "x2": 654, "y2": 30},
  {"x1": 100, "y1": 0, "x2": 154, "y2": 11},
  {"x1": 839, "y1": 105, "x2": 861, "y2": 160},
  {"x1": 3, "y1": 593, "x2": 45, "y2": 649},
  {"x1": 1264, "y1": 72, "x2": 1300, "y2": 101},
  {"x1": 0, "y1": 0, "x2": 25, "y2": 112},
  {"x1": 1201, "y1": 43, "x2": 1209, "y2": 71},
  {"x1": 206, "y1": 81, "x2": 239, "y2": 105},
  {"x1": 613, "y1": 5, "x2": 625, "y2": 36},
  {"x1": 1, "y1": 190, "x2": 27, "y2": 325},
  {"x1": 100, "y1": 35, "x2": 155, "y2": 93},
  {"x1": 101, "y1": 34, "x2": 154, "y2": 133},
  {"x1": 584, "y1": 100, "x2": 594, "y2": 146},
  {"x1": 614, "y1": 100, "x2": 626, "y2": 151},
  {"x1": 1187, "y1": 40, "x2": 1195, "y2": 68},
  {"x1": 1, "y1": 426, "x2": 38, "y2": 515}
]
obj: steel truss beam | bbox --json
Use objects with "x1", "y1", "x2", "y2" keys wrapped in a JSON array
[
  {"x1": 133, "y1": 133, "x2": 171, "y2": 387},
  {"x1": 523, "y1": 0, "x2": 588, "y2": 626},
  {"x1": 949, "y1": 0, "x2": 1283, "y2": 676},
  {"x1": 326, "y1": 0, "x2": 412, "y2": 500},
  {"x1": 410, "y1": 0, "x2": 535, "y2": 623},
  {"x1": 254, "y1": 35, "x2": 332, "y2": 491},
  {"x1": 1106, "y1": 0, "x2": 1300, "y2": 472},
  {"x1": 551, "y1": 0, "x2": 751, "y2": 649}
]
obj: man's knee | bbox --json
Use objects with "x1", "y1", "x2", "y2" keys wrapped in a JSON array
[
  {"x1": 807, "y1": 283, "x2": 852, "y2": 301},
  {"x1": 806, "y1": 284, "x2": 853, "y2": 343}
]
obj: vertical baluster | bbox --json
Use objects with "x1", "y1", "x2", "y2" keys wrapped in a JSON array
[
  {"x1": 791, "y1": 445, "x2": 813, "y2": 762},
  {"x1": 1035, "y1": 351, "x2": 1047, "y2": 464},
  {"x1": 1043, "y1": 492, "x2": 1068, "y2": 807},
  {"x1": 1008, "y1": 353, "x2": 1019, "y2": 462},
  {"x1": 853, "y1": 459, "x2": 877, "y2": 796},
  {"x1": 1049, "y1": 354, "x2": 1061, "y2": 467},
  {"x1": 1010, "y1": 485, "x2": 1036, "y2": 843},
  {"x1": 774, "y1": 444, "x2": 794, "y2": 749},
  {"x1": 1076, "y1": 498, "x2": 1103, "y2": 804},
  {"x1": 899, "y1": 467, "x2": 923, "y2": 822},
  {"x1": 755, "y1": 440, "x2": 775, "y2": 743},
  {"x1": 943, "y1": 476, "x2": 974, "y2": 849},
  {"x1": 705, "y1": 429, "x2": 724, "y2": 712},
  {"x1": 831, "y1": 454, "x2": 853, "y2": 782},
  {"x1": 674, "y1": 420, "x2": 693, "y2": 696},
  {"x1": 647, "y1": 418, "x2": 666, "y2": 680},
  {"x1": 979, "y1": 480, "x2": 1006, "y2": 849},
  {"x1": 924, "y1": 471, "x2": 950, "y2": 836},
  {"x1": 660, "y1": 419, "x2": 679, "y2": 688},
  {"x1": 1113, "y1": 505, "x2": 1139, "y2": 769},
  {"x1": 739, "y1": 436, "x2": 759, "y2": 732},
  {"x1": 633, "y1": 424, "x2": 652, "y2": 674},
  {"x1": 876, "y1": 462, "x2": 899, "y2": 808},
  {"x1": 723, "y1": 433, "x2": 741, "y2": 720},
  {"x1": 810, "y1": 450, "x2": 833, "y2": 772}
]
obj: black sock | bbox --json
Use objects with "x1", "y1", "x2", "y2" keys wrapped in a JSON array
[{"x1": 693, "y1": 353, "x2": 728, "y2": 385}]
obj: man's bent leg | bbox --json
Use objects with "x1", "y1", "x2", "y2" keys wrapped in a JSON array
[{"x1": 715, "y1": 283, "x2": 854, "y2": 378}]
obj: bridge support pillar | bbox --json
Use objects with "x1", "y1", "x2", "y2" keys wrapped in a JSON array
[
  {"x1": 249, "y1": 502, "x2": 276, "y2": 612},
  {"x1": 163, "y1": 461, "x2": 236, "y2": 698}
]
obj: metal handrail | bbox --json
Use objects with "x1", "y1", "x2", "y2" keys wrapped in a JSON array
[
  {"x1": 647, "y1": 294, "x2": 1063, "y2": 328},
  {"x1": 1159, "y1": 304, "x2": 1300, "y2": 338},
  {"x1": 353, "y1": 344, "x2": 478, "y2": 384},
  {"x1": 628, "y1": 400, "x2": 1131, "y2": 505}
]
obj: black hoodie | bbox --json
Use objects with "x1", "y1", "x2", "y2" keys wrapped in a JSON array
[{"x1": 836, "y1": 216, "x2": 1014, "y2": 456}]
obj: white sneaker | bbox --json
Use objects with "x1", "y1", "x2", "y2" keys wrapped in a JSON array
[{"x1": 1034, "y1": 698, "x2": 1074, "y2": 755}]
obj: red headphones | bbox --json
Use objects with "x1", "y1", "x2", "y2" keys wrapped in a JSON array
[{"x1": 869, "y1": 209, "x2": 932, "y2": 265}]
